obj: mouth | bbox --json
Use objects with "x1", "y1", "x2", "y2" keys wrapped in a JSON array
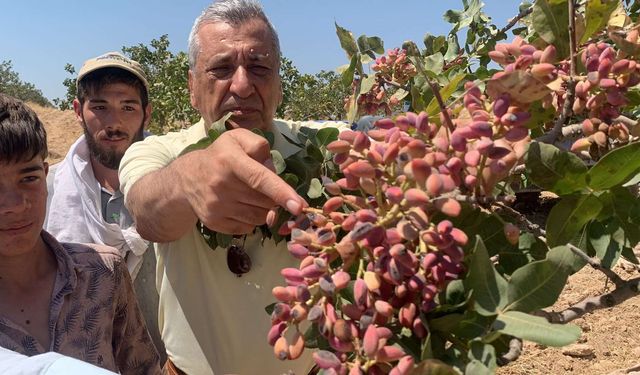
[
  {"x1": 226, "y1": 107, "x2": 259, "y2": 116},
  {"x1": 0, "y1": 222, "x2": 33, "y2": 235},
  {"x1": 101, "y1": 136, "x2": 128, "y2": 144}
]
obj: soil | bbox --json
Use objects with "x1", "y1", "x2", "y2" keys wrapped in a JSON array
[
  {"x1": 29, "y1": 103, "x2": 640, "y2": 375},
  {"x1": 30, "y1": 102, "x2": 83, "y2": 164}
]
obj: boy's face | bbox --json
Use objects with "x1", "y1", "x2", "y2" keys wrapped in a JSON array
[
  {"x1": 73, "y1": 82, "x2": 151, "y2": 170},
  {"x1": 0, "y1": 156, "x2": 48, "y2": 257}
]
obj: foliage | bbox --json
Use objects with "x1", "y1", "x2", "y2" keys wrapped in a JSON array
[
  {"x1": 250, "y1": 1, "x2": 640, "y2": 374},
  {"x1": 122, "y1": 35, "x2": 199, "y2": 134},
  {"x1": 278, "y1": 57, "x2": 349, "y2": 121},
  {"x1": 0, "y1": 60, "x2": 51, "y2": 107}
]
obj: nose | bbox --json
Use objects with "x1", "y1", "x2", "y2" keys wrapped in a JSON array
[
  {"x1": 104, "y1": 109, "x2": 125, "y2": 130},
  {"x1": 0, "y1": 187, "x2": 28, "y2": 215},
  {"x1": 229, "y1": 66, "x2": 255, "y2": 98}
]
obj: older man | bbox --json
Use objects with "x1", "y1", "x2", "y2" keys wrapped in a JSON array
[{"x1": 119, "y1": 1, "x2": 348, "y2": 373}]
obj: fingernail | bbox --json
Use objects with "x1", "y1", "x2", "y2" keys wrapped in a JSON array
[
  {"x1": 286, "y1": 199, "x2": 302, "y2": 214},
  {"x1": 266, "y1": 209, "x2": 277, "y2": 227}
]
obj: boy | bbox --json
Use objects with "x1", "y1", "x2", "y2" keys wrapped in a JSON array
[{"x1": 0, "y1": 93, "x2": 161, "y2": 374}]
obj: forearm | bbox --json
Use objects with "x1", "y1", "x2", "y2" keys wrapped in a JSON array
[{"x1": 127, "y1": 155, "x2": 198, "y2": 243}]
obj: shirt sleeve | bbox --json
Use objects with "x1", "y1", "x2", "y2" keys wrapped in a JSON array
[
  {"x1": 118, "y1": 135, "x2": 178, "y2": 200},
  {"x1": 111, "y1": 259, "x2": 162, "y2": 375}
]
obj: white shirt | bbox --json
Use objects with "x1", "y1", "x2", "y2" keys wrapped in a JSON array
[{"x1": 0, "y1": 347, "x2": 117, "y2": 375}]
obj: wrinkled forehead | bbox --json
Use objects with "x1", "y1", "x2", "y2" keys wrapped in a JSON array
[{"x1": 195, "y1": 20, "x2": 279, "y2": 65}]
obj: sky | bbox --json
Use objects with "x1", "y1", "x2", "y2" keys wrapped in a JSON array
[{"x1": 1, "y1": 1, "x2": 520, "y2": 102}]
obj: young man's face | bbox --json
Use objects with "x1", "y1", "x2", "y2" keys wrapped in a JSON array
[
  {"x1": 0, "y1": 156, "x2": 48, "y2": 257},
  {"x1": 73, "y1": 82, "x2": 151, "y2": 170},
  {"x1": 188, "y1": 19, "x2": 282, "y2": 131}
]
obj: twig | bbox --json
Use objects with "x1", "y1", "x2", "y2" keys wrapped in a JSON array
[
  {"x1": 566, "y1": 243, "x2": 627, "y2": 287},
  {"x1": 381, "y1": 78, "x2": 409, "y2": 91},
  {"x1": 496, "y1": 6, "x2": 533, "y2": 38},
  {"x1": 448, "y1": 194, "x2": 516, "y2": 206},
  {"x1": 535, "y1": 277, "x2": 640, "y2": 324},
  {"x1": 492, "y1": 201, "x2": 546, "y2": 238},
  {"x1": 497, "y1": 338, "x2": 523, "y2": 366}
]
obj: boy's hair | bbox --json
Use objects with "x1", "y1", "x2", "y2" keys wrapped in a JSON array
[
  {"x1": 0, "y1": 93, "x2": 47, "y2": 163},
  {"x1": 76, "y1": 67, "x2": 149, "y2": 108}
]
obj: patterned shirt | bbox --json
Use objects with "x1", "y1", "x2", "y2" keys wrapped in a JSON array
[{"x1": 0, "y1": 231, "x2": 161, "y2": 374}]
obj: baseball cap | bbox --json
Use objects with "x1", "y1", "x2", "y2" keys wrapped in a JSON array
[{"x1": 77, "y1": 52, "x2": 149, "y2": 93}]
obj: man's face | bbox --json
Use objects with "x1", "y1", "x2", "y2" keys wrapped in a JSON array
[
  {"x1": 0, "y1": 156, "x2": 48, "y2": 257},
  {"x1": 73, "y1": 82, "x2": 150, "y2": 170},
  {"x1": 188, "y1": 19, "x2": 282, "y2": 131}
]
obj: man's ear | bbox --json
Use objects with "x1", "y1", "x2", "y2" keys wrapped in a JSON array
[
  {"x1": 188, "y1": 69, "x2": 197, "y2": 109},
  {"x1": 143, "y1": 103, "x2": 153, "y2": 129},
  {"x1": 72, "y1": 99, "x2": 83, "y2": 125},
  {"x1": 44, "y1": 161, "x2": 49, "y2": 176}
]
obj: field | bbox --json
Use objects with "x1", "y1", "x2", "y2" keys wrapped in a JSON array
[{"x1": 31, "y1": 103, "x2": 640, "y2": 375}]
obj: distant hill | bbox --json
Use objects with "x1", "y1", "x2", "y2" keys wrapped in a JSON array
[{"x1": 28, "y1": 102, "x2": 82, "y2": 164}]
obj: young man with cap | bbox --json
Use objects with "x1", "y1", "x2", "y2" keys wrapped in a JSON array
[
  {"x1": 0, "y1": 93, "x2": 161, "y2": 374},
  {"x1": 44, "y1": 52, "x2": 165, "y2": 360}
]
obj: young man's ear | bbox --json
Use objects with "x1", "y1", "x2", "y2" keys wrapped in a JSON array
[
  {"x1": 143, "y1": 103, "x2": 153, "y2": 129},
  {"x1": 72, "y1": 98, "x2": 83, "y2": 125},
  {"x1": 44, "y1": 161, "x2": 49, "y2": 176}
]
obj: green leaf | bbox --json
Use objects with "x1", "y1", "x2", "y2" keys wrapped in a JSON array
[
  {"x1": 335, "y1": 23, "x2": 358, "y2": 59},
  {"x1": 307, "y1": 178, "x2": 323, "y2": 199},
  {"x1": 465, "y1": 341, "x2": 496, "y2": 375},
  {"x1": 306, "y1": 143, "x2": 324, "y2": 163},
  {"x1": 444, "y1": 34, "x2": 461, "y2": 61},
  {"x1": 546, "y1": 194, "x2": 602, "y2": 247},
  {"x1": 360, "y1": 74, "x2": 377, "y2": 95},
  {"x1": 423, "y1": 53, "x2": 444, "y2": 76},
  {"x1": 264, "y1": 302, "x2": 276, "y2": 315},
  {"x1": 587, "y1": 141, "x2": 640, "y2": 190},
  {"x1": 587, "y1": 220, "x2": 623, "y2": 269},
  {"x1": 282, "y1": 173, "x2": 299, "y2": 188},
  {"x1": 426, "y1": 73, "x2": 466, "y2": 116},
  {"x1": 463, "y1": 236, "x2": 508, "y2": 316},
  {"x1": 492, "y1": 311, "x2": 581, "y2": 347},
  {"x1": 340, "y1": 54, "x2": 357, "y2": 88},
  {"x1": 209, "y1": 112, "x2": 233, "y2": 134},
  {"x1": 215, "y1": 232, "x2": 232, "y2": 248},
  {"x1": 504, "y1": 246, "x2": 576, "y2": 312},
  {"x1": 581, "y1": 0, "x2": 620, "y2": 44},
  {"x1": 443, "y1": 9, "x2": 462, "y2": 24},
  {"x1": 391, "y1": 88, "x2": 409, "y2": 103},
  {"x1": 525, "y1": 142, "x2": 588, "y2": 195},
  {"x1": 524, "y1": 101, "x2": 556, "y2": 130},
  {"x1": 410, "y1": 359, "x2": 458, "y2": 375},
  {"x1": 270, "y1": 150, "x2": 286, "y2": 174},
  {"x1": 315, "y1": 127, "x2": 339, "y2": 148},
  {"x1": 531, "y1": 0, "x2": 570, "y2": 58},
  {"x1": 357, "y1": 35, "x2": 384, "y2": 56}
]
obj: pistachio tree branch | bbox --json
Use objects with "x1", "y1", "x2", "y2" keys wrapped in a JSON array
[
  {"x1": 566, "y1": 243, "x2": 627, "y2": 287},
  {"x1": 535, "y1": 277, "x2": 640, "y2": 324}
]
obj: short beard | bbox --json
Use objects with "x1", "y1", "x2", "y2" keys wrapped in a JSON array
[{"x1": 82, "y1": 120, "x2": 145, "y2": 170}]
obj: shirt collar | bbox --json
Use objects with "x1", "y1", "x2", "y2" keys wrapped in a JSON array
[{"x1": 41, "y1": 230, "x2": 78, "y2": 291}]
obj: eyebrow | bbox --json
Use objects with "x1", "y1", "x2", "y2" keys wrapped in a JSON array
[
  {"x1": 19, "y1": 165, "x2": 44, "y2": 174},
  {"x1": 87, "y1": 98, "x2": 141, "y2": 105}
]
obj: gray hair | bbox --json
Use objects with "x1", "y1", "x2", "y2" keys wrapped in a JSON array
[{"x1": 188, "y1": 0, "x2": 281, "y2": 69}]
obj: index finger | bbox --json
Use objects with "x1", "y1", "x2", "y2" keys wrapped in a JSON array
[{"x1": 235, "y1": 154, "x2": 307, "y2": 216}]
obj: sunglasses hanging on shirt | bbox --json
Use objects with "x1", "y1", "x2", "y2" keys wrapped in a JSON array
[{"x1": 227, "y1": 235, "x2": 251, "y2": 276}]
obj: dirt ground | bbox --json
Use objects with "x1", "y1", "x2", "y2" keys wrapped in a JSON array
[
  {"x1": 30, "y1": 102, "x2": 83, "y2": 164},
  {"x1": 30, "y1": 103, "x2": 640, "y2": 375}
]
